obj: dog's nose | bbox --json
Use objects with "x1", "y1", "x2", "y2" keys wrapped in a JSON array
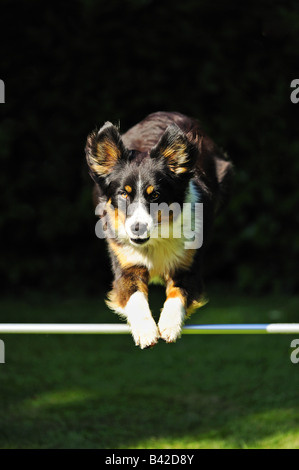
[{"x1": 131, "y1": 222, "x2": 148, "y2": 237}]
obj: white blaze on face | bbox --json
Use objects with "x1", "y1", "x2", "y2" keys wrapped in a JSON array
[
  {"x1": 125, "y1": 202, "x2": 154, "y2": 239},
  {"x1": 125, "y1": 172, "x2": 154, "y2": 240}
]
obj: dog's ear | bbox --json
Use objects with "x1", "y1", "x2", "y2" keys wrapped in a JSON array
[
  {"x1": 151, "y1": 124, "x2": 197, "y2": 175},
  {"x1": 85, "y1": 122, "x2": 126, "y2": 179},
  {"x1": 214, "y1": 156, "x2": 234, "y2": 210}
]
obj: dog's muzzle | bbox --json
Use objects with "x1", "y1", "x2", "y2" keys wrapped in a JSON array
[{"x1": 129, "y1": 222, "x2": 150, "y2": 245}]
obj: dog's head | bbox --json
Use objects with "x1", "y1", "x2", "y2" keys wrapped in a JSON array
[{"x1": 85, "y1": 122, "x2": 198, "y2": 246}]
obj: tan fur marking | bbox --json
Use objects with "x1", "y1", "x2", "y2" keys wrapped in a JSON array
[
  {"x1": 106, "y1": 201, "x2": 126, "y2": 232},
  {"x1": 87, "y1": 135, "x2": 121, "y2": 176},
  {"x1": 176, "y1": 167, "x2": 188, "y2": 174},
  {"x1": 186, "y1": 297, "x2": 209, "y2": 317},
  {"x1": 97, "y1": 140, "x2": 120, "y2": 165},
  {"x1": 106, "y1": 266, "x2": 149, "y2": 310},
  {"x1": 108, "y1": 240, "x2": 133, "y2": 268},
  {"x1": 161, "y1": 141, "x2": 189, "y2": 174},
  {"x1": 125, "y1": 185, "x2": 132, "y2": 193},
  {"x1": 165, "y1": 279, "x2": 208, "y2": 317},
  {"x1": 158, "y1": 211, "x2": 174, "y2": 224},
  {"x1": 157, "y1": 210, "x2": 162, "y2": 224},
  {"x1": 165, "y1": 280, "x2": 186, "y2": 307},
  {"x1": 146, "y1": 185, "x2": 154, "y2": 195}
]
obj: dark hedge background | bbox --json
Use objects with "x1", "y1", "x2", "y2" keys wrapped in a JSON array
[{"x1": 0, "y1": 0, "x2": 298, "y2": 295}]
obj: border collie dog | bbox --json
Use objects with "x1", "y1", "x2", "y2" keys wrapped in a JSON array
[{"x1": 85, "y1": 112, "x2": 233, "y2": 348}]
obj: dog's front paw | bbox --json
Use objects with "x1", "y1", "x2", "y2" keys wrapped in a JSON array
[
  {"x1": 158, "y1": 297, "x2": 186, "y2": 343},
  {"x1": 130, "y1": 317, "x2": 160, "y2": 349},
  {"x1": 124, "y1": 291, "x2": 160, "y2": 349}
]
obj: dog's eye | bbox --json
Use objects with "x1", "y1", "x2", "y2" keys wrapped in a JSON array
[
  {"x1": 120, "y1": 190, "x2": 128, "y2": 199},
  {"x1": 150, "y1": 191, "x2": 160, "y2": 200}
]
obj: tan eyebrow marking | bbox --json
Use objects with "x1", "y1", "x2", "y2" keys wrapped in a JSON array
[
  {"x1": 124, "y1": 185, "x2": 132, "y2": 193},
  {"x1": 146, "y1": 185, "x2": 154, "y2": 195}
]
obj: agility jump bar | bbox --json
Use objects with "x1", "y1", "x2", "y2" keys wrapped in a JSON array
[{"x1": 0, "y1": 323, "x2": 299, "y2": 334}]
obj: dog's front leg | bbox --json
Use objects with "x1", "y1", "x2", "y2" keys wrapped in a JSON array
[
  {"x1": 158, "y1": 281, "x2": 186, "y2": 343},
  {"x1": 124, "y1": 291, "x2": 159, "y2": 349},
  {"x1": 107, "y1": 266, "x2": 159, "y2": 349}
]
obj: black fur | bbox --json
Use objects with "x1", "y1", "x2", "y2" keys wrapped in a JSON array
[{"x1": 85, "y1": 111, "x2": 233, "y2": 346}]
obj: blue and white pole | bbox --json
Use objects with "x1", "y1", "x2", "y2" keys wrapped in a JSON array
[{"x1": 0, "y1": 323, "x2": 299, "y2": 334}]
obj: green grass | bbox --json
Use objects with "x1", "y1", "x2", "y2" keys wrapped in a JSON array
[{"x1": 0, "y1": 287, "x2": 299, "y2": 449}]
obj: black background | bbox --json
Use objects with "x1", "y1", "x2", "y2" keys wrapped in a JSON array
[{"x1": 0, "y1": 0, "x2": 298, "y2": 295}]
